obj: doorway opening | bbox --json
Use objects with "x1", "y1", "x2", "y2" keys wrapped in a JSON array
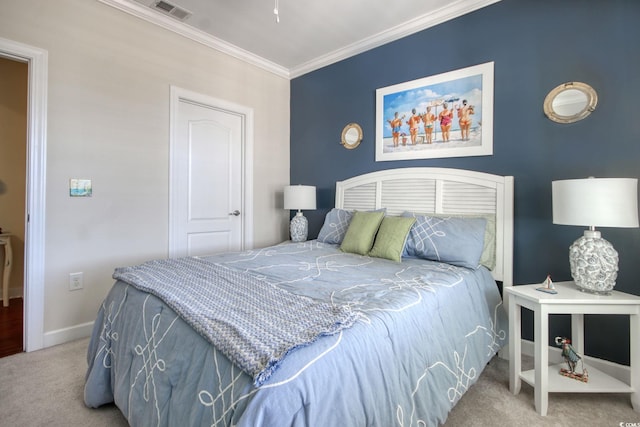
[
  {"x1": 0, "y1": 37, "x2": 48, "y2": 354},
  {"x1": 0, "y1": 56, "x2": 27, "y2": 357}
]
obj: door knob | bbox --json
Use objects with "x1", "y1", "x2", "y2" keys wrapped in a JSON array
[{"x1": 229, "y1": 210, "x2": 241, "y2": 216}]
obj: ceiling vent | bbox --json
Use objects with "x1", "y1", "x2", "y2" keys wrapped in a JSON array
[{"x1": 152, "y1": 0, "x2": 192, "y2": 21}]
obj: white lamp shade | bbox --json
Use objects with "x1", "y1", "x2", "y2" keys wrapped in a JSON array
[
  {"x1": 552, "y1": 178, "x2": 639, "y2": 228},
  {"x1": 284, "y1": 185, "x2": 316, "y2": 210}
]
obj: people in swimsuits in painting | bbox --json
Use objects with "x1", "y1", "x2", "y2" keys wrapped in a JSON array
[
  {"x1": 421, "y1": 106, "x2": 436, "y2": 144},
  {"x1": 456, "y1": 99, "x2": 474, "y2": 141},
  {"x1": 406, "y1": 108, "x2": 421, "y2": 145},
  {"x1": 387, "y1": 112, "x2": 405, "y2": 147},
  {"x1": 438, "y1": 103, "x2": 454, "y2": 142}
]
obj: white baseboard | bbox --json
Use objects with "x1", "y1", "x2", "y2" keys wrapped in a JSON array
[
  {"x1": 501, "y1": 339, "x2": 630, "y2": 385},
  {"x1": 43, "y1": 321, "x2": 94, "y2": 348}
]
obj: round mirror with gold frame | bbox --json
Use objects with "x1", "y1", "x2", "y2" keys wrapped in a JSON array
[
  {"x1": 543, "y1": 82, "x2": 598, "y2": 124},
  {"x1": 341, "y1": 123, "x2": 363, "y2": 149}
]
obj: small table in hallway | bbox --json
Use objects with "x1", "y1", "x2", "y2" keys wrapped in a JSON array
[{"x1": 0, "y1": 233, "x2": 12, "y2": 307}]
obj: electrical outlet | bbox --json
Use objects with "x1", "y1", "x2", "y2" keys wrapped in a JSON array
[{"x1": 69, "y1": 272, "x2": 83, "y2": 291}]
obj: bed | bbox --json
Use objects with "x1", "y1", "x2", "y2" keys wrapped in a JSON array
[{"x1": 84, "y1": 167, "x2": 514, "y2": 426}]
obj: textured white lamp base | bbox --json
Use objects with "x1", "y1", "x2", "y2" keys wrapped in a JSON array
[
  {"x1": 569, "y1": 230, "x2": 618, "y2": 295},
  {"x1": 290, "y1": 212, "x2": 308, "y2": 242}
]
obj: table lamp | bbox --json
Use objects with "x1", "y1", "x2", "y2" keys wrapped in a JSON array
[
  {"x1": 552, "y1": 177, "x2": 639, "y2": 294},
  {"x1": 284, "y1": 185, "x2": 316, "y2": 242}
]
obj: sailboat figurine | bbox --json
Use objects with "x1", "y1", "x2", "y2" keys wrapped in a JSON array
[{"x1": 536, "y1": 275, "x2": 557, "y2": 294}]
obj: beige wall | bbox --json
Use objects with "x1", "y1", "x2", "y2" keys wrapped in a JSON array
[
  {"x1": 0, "y1": 57, "x2": 27, "y2": 301},
  {"x1": 0, "y1": 0, "x2": 290, "y2": 335}
]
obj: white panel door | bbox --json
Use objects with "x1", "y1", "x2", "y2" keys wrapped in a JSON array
[{"x1": 174, "y1": 99, "x2": 243, "y2": 257}]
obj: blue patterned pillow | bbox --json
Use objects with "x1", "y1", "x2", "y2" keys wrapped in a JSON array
[
  {"x1": 317, "y1": 209, "x2": 354, "y2": 244},
  {"x1": 425, "y1": 213, "x2": 496, "y2": 270},
  {"x1": 402, "y1": 213, "x2": 487, "y2": 269}
]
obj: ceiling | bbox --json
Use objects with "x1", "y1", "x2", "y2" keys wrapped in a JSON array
[{"x1": 99, "y1": 0, "x2": 501, "y2": 78}]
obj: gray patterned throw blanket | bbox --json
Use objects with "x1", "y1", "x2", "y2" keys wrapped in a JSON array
[{"x1": 113, "y1": 257, "x2": 360, "y2": 387}]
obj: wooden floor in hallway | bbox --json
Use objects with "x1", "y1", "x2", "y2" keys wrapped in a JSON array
[{"x1": 0, "y1": 298, "x2": 23, "y2": 358}]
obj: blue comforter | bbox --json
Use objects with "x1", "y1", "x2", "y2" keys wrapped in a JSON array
[
  {"x1": 85, "y1": 241, "x2": 507, "y2": 427},
  {"x1": 111, "y1": 257, "x2": 361, "y2": 387}
]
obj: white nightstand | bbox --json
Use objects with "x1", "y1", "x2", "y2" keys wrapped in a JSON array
[{"x1": 505, "y1": 281, "x2": 640, "y2": 416}]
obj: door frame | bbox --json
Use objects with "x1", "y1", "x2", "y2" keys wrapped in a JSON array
[
  {"x1": 0, "y1": 37, "x2": 48, "y2": 352},
  {"x1": 169, "y1": 86, "x2": 254, "y2": 257}
]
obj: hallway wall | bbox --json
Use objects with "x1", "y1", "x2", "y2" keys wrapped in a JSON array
[{"x1": 0, "y1": 56, "x2": 27, "y2": 302}]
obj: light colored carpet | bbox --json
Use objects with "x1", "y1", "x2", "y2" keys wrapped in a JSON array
[
  {"x1": 445, "y1": 356, "x2": 638, "y2": 427},
  {"x1": 0, "y1": 338, "x2": 128, "y2": 427},
  {"x1": 0, "y1": 338, "x2": 637, "y2": 426}
]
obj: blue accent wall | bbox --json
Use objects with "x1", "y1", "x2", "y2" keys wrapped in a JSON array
[{"x1": 291, "y1": 0, "x2": 640, "y2": 365}]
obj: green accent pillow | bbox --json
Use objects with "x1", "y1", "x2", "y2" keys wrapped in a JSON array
[
  {"x1": 340, "y1": 211, "x2": 385, "y2": 255},
  {"x1": 369, "y1": 216, "x2": 416, "y2": 262}
]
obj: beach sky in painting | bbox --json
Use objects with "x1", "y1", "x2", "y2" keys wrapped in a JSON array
[{"x1": 382, "y1": 74, "x2": 483, "y2": 139}]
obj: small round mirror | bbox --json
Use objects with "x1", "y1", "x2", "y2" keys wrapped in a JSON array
[
  {"x1": 543, "y1": 82, "x2": 597, "y2": 124},
  {"x1": 341, "y1": 123, "x2": 363, "y2": 149}
]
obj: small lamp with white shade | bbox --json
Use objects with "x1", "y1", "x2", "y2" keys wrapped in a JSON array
[
  {"x1": 284, "y1": 185, "x2": 316, "y2": 242},
  {"x1": 552, "y1": 177, "x2": 639, "y2": 295}
]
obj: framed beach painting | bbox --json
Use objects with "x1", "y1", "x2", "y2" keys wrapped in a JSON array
[{"x1": 375, "y1": 62, "x2": 494, "y2": 162}]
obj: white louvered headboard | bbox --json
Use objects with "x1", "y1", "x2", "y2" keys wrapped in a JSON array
[{"x1": 335, "y1": 168, "x2": 514, "y2": 287}]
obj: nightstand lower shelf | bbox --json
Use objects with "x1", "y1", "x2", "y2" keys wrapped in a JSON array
[{"x1": 520, "y1": 364, "x2": 632, "y2": 393}]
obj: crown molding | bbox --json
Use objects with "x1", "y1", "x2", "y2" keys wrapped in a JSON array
[
  {"x1": 97, "y1": 0, "x2": 290, "y2": 79},
  {"x1": 289, "y1": 0, "x2": 501, "y2": 78},
  {"x1": 99, "y1": 0, "x2": 501, "y2": 80}
]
